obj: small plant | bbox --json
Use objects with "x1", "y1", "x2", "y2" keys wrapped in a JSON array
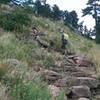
[
  {"x1": 43, "y1": 53, "x2": 55, "y2": 68},
  {"x1": 79, "y1": 40, "x2": 93, "y2": 53},
  {"x1": 10, "y1": 79, "x2": 52, "y2": 100},
  {"x1": 57, "y1": 89, "x2": 65, "y2": 100}
]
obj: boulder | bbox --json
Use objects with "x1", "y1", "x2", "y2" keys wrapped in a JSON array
[
  {"x1": 63, "y1": 66, "x2": 79, "y2": 72},
  {"x1": 67, "y1": 86, "x2": 91, "y2": 98},
  {"x1": 78, "y1": 98, "x2": 90, "y2": 100},
  {"x1": 54, "y1": 77, "x2": 100, "y2": 88},
  {"x1": 70, "y1": 72, "x2": 92, "y2": 77},
  {"x1": 42, "y1": 69, "x2": 62, "y2": 84},
  {"x1": 73, "y1": 56, "x2": 93, "y2": 67},
  {"x1": 48, "y1": 85, "x2": 67, "y2": 100},
  {"x1": 72, "y1": 77, "x2": 100, "y2": 88},
  {"x1": 54, "y1": 77, "x2": 67, "y2": 87},
  {"x1": 95, "y1": 95, "x2": 100, "y2": 100},
  {"x1": 48, "y1": 85, "x2": 60, "y2": 98}
]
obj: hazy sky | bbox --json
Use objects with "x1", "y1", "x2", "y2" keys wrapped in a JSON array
[{"x1": 47, "y1": 0, "x2": 95, "y2": 29}]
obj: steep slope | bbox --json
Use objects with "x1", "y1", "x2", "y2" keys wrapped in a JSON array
[{"x1": 0, "y1": 14, "x2": 100, "y2": 100}]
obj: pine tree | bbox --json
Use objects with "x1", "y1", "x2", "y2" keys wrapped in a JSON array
[
  {"x1": 82, "y1": 0, "x2": 100, "y2": 43},
  {"x1": 0, "y1": 0, "x2": 11, "y2": 4},
  {"x1": 64, "y1": 10, "x2": 78, "y2": 29},
  {"x1": 0, "y1": 0, "x2": 21, "y2": 5},
  {"x1": 52, "y1": 4, "x2": 62, "y2": 20}
]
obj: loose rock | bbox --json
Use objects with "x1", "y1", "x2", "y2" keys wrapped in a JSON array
[
  {"x1": 67, "y1": 86, "x2": 91, "y2": 98},
  {"x1": 54, "y1": 77, "x2": 100, "y2": 88},
  {"x1": 78, "y1": 98, "x2": 90, "y2": 100}
]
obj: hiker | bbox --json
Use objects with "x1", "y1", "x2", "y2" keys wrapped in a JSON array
[{"x1": 60, "y1": 29, "x2": 69, "y2": 49}]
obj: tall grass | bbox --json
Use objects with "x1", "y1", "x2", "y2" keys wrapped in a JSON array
[
  {"x1": 0, "y1": 34, "x2": 38, "y2": 61},
  {"x1": 10, "y1": 80, "x2": 52, "y2": 100}
]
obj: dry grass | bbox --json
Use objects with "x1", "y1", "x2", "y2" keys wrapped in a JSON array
[
  {"x1": 32, "y1": 16, "x2": 100, "y2": 70},
  {"x1": 0, "y1": 12, "x2": 100, "y2": 99}
]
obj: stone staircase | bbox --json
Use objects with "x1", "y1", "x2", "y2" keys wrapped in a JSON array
[{"x1": 42, "y1": 54, "x2": 100, "y2": 100}]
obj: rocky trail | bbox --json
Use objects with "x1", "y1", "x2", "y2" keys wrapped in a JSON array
[
  {"x1": 28, "y1": 28, "x2": 100, "y2": 100},
  {"x1": 41, "y1": 53, "x2": 100, "y2": 100}
]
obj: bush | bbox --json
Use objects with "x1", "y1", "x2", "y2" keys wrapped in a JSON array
[
  {"x1": 10, "y1": 79, "x2": 51, "y2": 100},
  {"x1": 0, "y1": 0, "x2": 11, "y2": 4},
  {"x1": 57, "y1": 89, "x2": 65, "y2": 100},
  {"x1": 43, "y1": 54, "x2": 55, "y2": 68},
  {"x1": 0, "y1": 7, "x2": 31, "y2": 32},
  {"x1": 1, "y1": 60, "x2": 51, "y2": 100},
  {"x1": 79, "y1": 41, "x2": 93, "y2": 52}
]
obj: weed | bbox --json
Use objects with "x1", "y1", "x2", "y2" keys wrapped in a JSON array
[{"x1": 43, "y1": 53, "x2": 55, "y2": 68}]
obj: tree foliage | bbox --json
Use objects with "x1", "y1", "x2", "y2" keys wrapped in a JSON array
[
  {"x1": 0, "y1": 0, "x2": 11, "y2": 4},
  {"x1": 64, "y1": 10, "x2": 78, "y2": 29},
  {"x1": 96, "y1": 17, "x2": 100, "y2": 43},
  {"x1": 0, "y1": 0, "x2": 21, "y2": 5},
  {"x1": 82, "y1": 0, "x2": 100, "y2": 43},
  {"x1": 0, "y1": 7, "x2": 31, "y2": 32},
  {"x1": 52, "y1": 4, "x2": 62, "y2": 20},
  {"x1": 0, "y1": 0, "x2": 79, "y2": 33}
]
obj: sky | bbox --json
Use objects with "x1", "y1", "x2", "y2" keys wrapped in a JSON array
[{"x1": 47, "y1": 0, "x2": 95, "y2": 29}]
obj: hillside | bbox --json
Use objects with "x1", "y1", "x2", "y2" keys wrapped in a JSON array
[{"x1": 0, "y1": 5, "x2": 100, "y2": 100}]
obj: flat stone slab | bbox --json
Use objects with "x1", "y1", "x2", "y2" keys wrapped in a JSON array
[
  {"x1": 78, "y1": 98, "x2": 90, "y2": 100},
  {"x1": 54, "y1": 77, "x2": 100, "y2": 88},
  {"x1": 68, "y1": 86, "x2": 91, "y2": 98}
]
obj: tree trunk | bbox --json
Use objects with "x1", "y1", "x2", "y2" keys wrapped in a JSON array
[
  {"x1": 95, "y1": 14, "x2": 100, "y2": 43},
  {"x1": 94, "y1": 7, "x2": 100, "y2": 43},
  {"x1": 96, "y1": 20, "x2": 100, "y2": 43}
]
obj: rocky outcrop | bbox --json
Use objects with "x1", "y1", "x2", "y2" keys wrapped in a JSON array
[
  {"x1": 54, "y1": 77, "x2": 100, "y2": 88},
  {"x1": 48, "y1": 85, "x2": 60, "y2": 99},
  {"x1": 48, "y1": 85, "x2": 67, "y2": 100},
  {"x1": 44, "y1": 54, "x2": 100, "y2": 100},
  {"x1": 67, "y1": 86, "x2": 91, "y2": 98},
  {"x1": 73, "y1": 56, "x2": 94, "y2": 67},
  {"x1": 42, "y1": 69, "x2": 62, "y2": 84},
  {"x1": 95, "y1": 95, "x2": 100, "y2": 100}
]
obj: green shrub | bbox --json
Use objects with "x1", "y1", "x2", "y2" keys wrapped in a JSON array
[
  {"x1": 79, "y1": 41, "x2": 93, "y2": 53},
  {"x1": 0, "y1": 7, "x2": 31, "y2": 32},
  {"x1": 0, "y1": 0, "x2": 11, "y2": 4},
  {"x1": 43, "y1": 54, "x2": 55, "y2": 68},
  {"x1": 10, "y1": 79, "x2": 51, "y2": 100},
  {"x1": 57, "y1": 89, "x2": 65, "y2": 100}
]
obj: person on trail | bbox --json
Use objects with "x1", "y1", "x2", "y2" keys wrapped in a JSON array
[{"x1": 60, "y1": 29, "x2": 69, "y2": 49}]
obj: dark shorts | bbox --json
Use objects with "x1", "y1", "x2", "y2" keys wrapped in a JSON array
[
  {"x1": 61, "y1": 39, "x2": 68, "y2": 49},
  {"x1": 64, "y1": 39, "x2": 68, "y2": 44}
]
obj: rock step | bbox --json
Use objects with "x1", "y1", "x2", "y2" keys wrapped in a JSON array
[
  {"x1": 64, "y1": 55, "x2": 94, "y2": 67},
  {"x1": 67, "y1": 98, "x2": 90, "y2": 100},
  {"x1": 67, "y1": 85, "x2": 91, "y2": 99},
  {"x1": 69, "y1": 72, "x2": 93, "y2": 77},
  {"x1": 78, "y1": 98, "x2": 90, "y2": 100},
  {"x1": 42, "y1": 69, "x2": 63, "y2": 84},
  {"x1": 54, "y1": 77, "x2": 100, "y2": 88},
  {"x1": 50, "y1": 66, "x2": 94, "y2": 72},
  {"x1": 49, "y1": 66, "x2": 96, "y2": 79}
]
